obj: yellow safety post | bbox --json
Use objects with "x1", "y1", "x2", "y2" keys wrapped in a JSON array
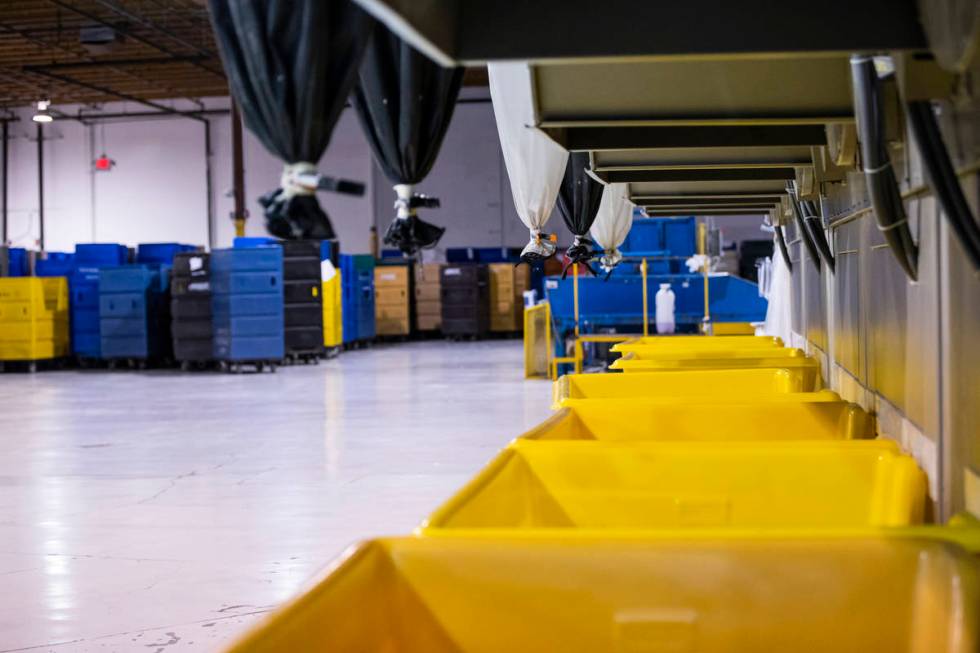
[
  {"x1": 698, "y1": 223, "x2": 711, "y2": 335},
  {"x1": 640, "y1": 257, "x2": 649, "y2": 337}
]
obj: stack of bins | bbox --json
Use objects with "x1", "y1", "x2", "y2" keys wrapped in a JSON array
[
  {"x1": 226, "y1": 335, "x2": 980, "y2": 653},
  {"x1": 210, "y1": 247, "x2": 284, "y2": 372},
  {"x1": 340, "y1": 254, "x2": 375, "y2": 347},
  {"x1": 320, "y1": 241, "x2": 342, "y2": 355},
  {"x1": 413, "y1": 262, "x2": 442, "y2": 333},
  {"x1": 488, "y1": 263, "x2": 530, "y2": 334},
  {"x1": 281, "y1": 240, "x2": 324, "y2": 362},
  {"x1": 374, "y1": 263, "x2": 411, "y2": 338},
  {"x1": 98, "y1": 265, "x2": 172, "y2": 366},
  {"x1": 0, "y1": 247, "x2": 29, "y2": 277},
  {"x1": 69, "y1": 244, "x2": 128, "y2": 361},
  {"x1": 0, "y1": 277, "x2": 69, "y2": 371},
  {"x1": 170, "y1": 252, "x2": 213, "y2": 368},
  {"x1": 440, "y1": 263, "x2": 489, "y2": 339}
]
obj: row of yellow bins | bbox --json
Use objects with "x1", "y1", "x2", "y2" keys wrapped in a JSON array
[{"x1": 230, "y1": 334, "x2": 980, "y2": 652}]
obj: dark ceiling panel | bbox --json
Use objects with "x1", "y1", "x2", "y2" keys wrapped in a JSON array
[{"x1": 0, "y1": 0, "x2": 226, "y2": 109}]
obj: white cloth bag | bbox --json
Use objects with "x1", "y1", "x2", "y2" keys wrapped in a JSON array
[{"x1": 488, "y1": 63, "x2": 569, "y2": 260}]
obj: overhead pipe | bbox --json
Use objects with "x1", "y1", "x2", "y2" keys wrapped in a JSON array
[
  {"x1": 2, "y1": 120, "x2": 7, "y2": 245},
  {"x1": 801, "y1": 198, "x2": 836, "y2": 272},
  {"x1": 850, "y1": 55, "x2": 918, "y2": 280},
  {"x1": 231, "y1": 101, "x2": 247, "y2": 238},
  {"x1": 787, "y1": 183, "x2": 822, "y2": 269},
  {"x1": 906, "y1": 100, "x2": 980, "y2": 273},
  {"x1": 203, "y1": 119, "x2": 214, "y2": 249},
  {"x1": 774, "y1": 224, "x2": 793, "y2": 274},
  {"x1": 37, "y1": 123, "x2": 44, "y2": 250}
]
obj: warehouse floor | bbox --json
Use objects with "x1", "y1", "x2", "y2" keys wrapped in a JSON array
[{"x1": 0, "y1": 340, "x2": 551, "y2": 652}]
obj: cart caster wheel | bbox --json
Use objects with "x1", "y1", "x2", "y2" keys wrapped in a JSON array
[
  {"x1": 180, "y1": 361, "x2": 190, "y2": 372},
  {"x1": 28, "y1": 362, "x2": 37, "y2": 374},
  {"x1": 256, "y1": 362, "x2": 265, "y2": 373}
]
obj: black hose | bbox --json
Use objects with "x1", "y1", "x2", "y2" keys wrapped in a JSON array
[
  {"x1": 774, "y1": 224, "x2": 793, "y2": 274},
  {"x1": 907, "y1": 100, "x2": 980, "y2": 272},
  {"x1": 850, "y1": 55, "x2": 918, "y2": 281},
  {"x1": 788, "y1": 185, "x2": 822, "y2": 270},
  {"x1": 802, "y1": 199, "x2": 836, "y2": 273}
]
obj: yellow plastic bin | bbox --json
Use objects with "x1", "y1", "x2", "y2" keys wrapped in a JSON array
[
  {"x1": 422, "y1": 440, "x2": 926, "y2": 532},
  {"x1": 613, "y1": 335, "x2": 784, "y2": 353},
  {"x1": 226, "y1": 533, "x2": 980, "y2": 653},
  {"x1": 0, "y1": 277, "x2": 69, "y2": 361},
  {"x1": 553, "y1": 368, "x2": 814, "y2": 407},
  {"x1": 610, "y1": 350, "x2": 821, "y2": 390},
  {"x1": 524, "y1": 402, "x2": 873, "y2": 442},
  {"x1": 620, "y1": 334, "x2": 779, "y2": 345}
]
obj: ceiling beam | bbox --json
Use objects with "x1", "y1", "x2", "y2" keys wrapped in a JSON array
[
  {"x1": 546, "y1": 125, "x2": 828, "y2": 151},
  {"x1": 603, "y1": 168, "x2": 798, "y2": 183},
  {"x1": 24, "y1": 56, "x2": 209, "y2": 72},
  {"x1": 351, "y1": 0, "x2": 927, "y2": 65}
]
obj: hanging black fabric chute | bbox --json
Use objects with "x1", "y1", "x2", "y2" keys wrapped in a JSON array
[
  {"x1": 351, "y1": 23, "x2": 464, "y2": 257},
  {"x1": 208, "y1": 0, "x2": 372, "y2": 240},
  {"x1": 556, "y1": 152, "x2": 604, "y2": 277}
]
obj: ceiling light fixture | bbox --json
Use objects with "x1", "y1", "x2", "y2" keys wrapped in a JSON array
[{"x1": 32, "y1": 100, "x2": 53, "y2": 123}]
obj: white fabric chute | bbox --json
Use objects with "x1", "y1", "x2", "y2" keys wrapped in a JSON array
[
  {"x1": 763, "y1": 241, "x2": 793, "y2": 344},
  {"x1": 488, "y1": 63, "x2": 569, "y2": 262},
  {"x1": 589, "y1": 182, "x2": 633, "y2": 272}
]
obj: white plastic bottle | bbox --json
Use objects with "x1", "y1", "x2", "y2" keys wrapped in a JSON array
[{"x1": 655, "y1": 283, "x2": 676, "y2": 334}]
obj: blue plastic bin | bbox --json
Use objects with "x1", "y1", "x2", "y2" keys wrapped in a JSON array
[
  {"x1": 5, "y1": 248, "x2": 28, "y2": 276},
  {"x1": 234, "y1": 237, "x2": 279, "y2": 249},
  {"x1": 136, "y1": 243, "x2": 195, "y2": 265},
  {"x1": 35, "y1": 252, "x2": 75, "y2": 277},
  {"x1": 340, "y1": 254, "x2": 375, "y2": 343},
  {"x1": 75, "y1": 244, "x2": 128, "y2": 266},
  {"x1": 98, "y1": 265, "x2": 171, "y2": 360},
  {"x1": 211, "y1": 247, "x2": 284, "y2": 363}
]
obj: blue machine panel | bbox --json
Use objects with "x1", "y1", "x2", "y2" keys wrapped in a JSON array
[
  {"x1": 663, "y1": 217, "x2": 697, "y2": 258},
  {"x1": 545, "y1": 272, "x2": 767, "y2": 330}
]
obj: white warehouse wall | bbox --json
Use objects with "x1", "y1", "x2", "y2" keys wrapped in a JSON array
[{"x1": 3, "y1": 90, "x2": 763, "y2": 258}]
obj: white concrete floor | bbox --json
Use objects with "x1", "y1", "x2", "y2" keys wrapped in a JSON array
[{"x1": 0, "y1": 340, "x2": 552, "y2": 652}]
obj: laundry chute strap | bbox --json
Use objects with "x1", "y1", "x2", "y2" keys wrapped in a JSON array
[
  {"x1": 489, "y1": 62, "x2": 570, "y2": 267},
  {"x1": 519, "y1": 230, "x2": 558, "y2": 266},
  {"x1": 561, "y1": 235, "x2": 598, "y2": 279},
  {"x1": 207, "y1": 0, "x2": 372, "y2": 240}
]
